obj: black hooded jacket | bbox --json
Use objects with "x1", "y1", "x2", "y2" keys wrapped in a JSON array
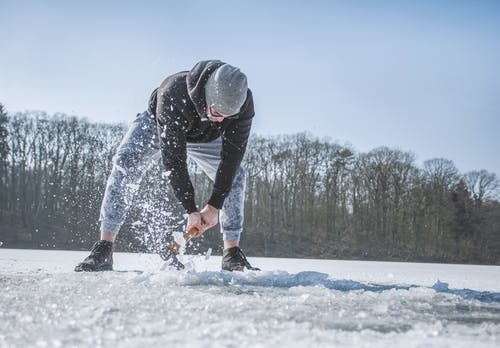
[{"x1": 148, "y1": 60, "x2": 254, "y2": 213}]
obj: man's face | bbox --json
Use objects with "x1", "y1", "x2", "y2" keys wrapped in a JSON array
[{"x1": 207, "y1": 105, "x2": 235, "y2": 122}]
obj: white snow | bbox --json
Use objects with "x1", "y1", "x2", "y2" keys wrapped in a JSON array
[
  {"x1": 1, "y1": 249, "x2": 499, "y2": 347},
  {"x1": 115, "y1": 165, "x2": 127, "y2": 175}
]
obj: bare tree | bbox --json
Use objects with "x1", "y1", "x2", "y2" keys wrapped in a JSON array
[
  {"x1": 0, "y1": 103, "x2": 9, "y2": 217},
  {"x1": 464, "y1": 170, "x2": 500, "y2": 206},
  {"x1": 2, "y1": 112, "x2": 500, "y2": 264}
]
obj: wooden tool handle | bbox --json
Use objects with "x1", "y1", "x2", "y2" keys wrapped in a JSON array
[
  {"x1": 167, "y1": 241, "x2": 181, "y2": 254},
  {"x1": 183, "y1": 218, "x2": 205, "y2": 242},
  {"x1": 183, "y1": 226, "x2": 199, "y2": 241}
]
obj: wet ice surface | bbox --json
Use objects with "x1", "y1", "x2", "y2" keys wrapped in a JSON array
[{"x1": 1, "y1": 250, "x2": 500, "y2": 347}]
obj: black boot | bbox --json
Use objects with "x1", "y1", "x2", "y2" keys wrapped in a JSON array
[
  {"x1": 222, "y1": 246, "x2": 260, "y2": 271},
  {"x1": 75, "y1": 240, "x2": 114, "y2": 272}
]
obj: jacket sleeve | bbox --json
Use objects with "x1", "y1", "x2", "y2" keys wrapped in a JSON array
[
  {"x1": 207, "y1": 95, "x2": 254, "y2": 209},
  {"x1": 156, "y1": 91, "x2": 198, "y2": 214}
]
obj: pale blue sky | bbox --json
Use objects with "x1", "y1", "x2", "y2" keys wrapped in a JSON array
[{"x1": 1, "y1": 0, "x2": 499, "y2": 175}]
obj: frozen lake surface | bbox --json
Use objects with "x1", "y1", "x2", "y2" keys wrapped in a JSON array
[{"x1": 1, "y1": 249, "x2": 499, "y2": 347}]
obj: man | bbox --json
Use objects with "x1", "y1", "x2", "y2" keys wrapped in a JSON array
[{"x1": 75, "y1": 60, "x2": 259, "y2": 272}]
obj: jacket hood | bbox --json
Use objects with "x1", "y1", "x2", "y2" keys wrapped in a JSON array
[{"x1": 186, "y1": 60, "x2": 226, "y2": 118}]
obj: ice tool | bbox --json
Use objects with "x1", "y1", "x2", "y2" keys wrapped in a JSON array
[{"x1": 159, "y1": 226, "x2": 200, "y2": 269}]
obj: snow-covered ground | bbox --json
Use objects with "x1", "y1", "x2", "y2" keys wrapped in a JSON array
[{"x1": 1, "y1": 249, "x2": 499, "y2": 347}]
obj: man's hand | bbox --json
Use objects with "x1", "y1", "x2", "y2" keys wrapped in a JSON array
[
  {"x1": 186, "y1": 212, "x2": 205, "y2": 238},
  {"x1": 200, "y1": 204, "x2": 219, "y2": 230}
]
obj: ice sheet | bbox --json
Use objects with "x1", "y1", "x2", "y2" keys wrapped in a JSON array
[{"x1": 1, "y1": 249, "x2": 499, "y2": 347}]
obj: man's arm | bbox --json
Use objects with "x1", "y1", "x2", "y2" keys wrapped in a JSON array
[
  {"x1": 207, "y1": 92, "x2": 255, "y2": 209},
  {"x1": 156, "y1": 91, "x2": 198, "y2": 214}
]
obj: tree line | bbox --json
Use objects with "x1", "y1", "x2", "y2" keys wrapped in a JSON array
[{"x1": 0, "y1": 105, "x2": 499, "y2": 264}]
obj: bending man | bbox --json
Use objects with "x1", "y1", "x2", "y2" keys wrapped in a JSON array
[{"x1": 75, "y1": 60, "x2": 258, "y2": 272}]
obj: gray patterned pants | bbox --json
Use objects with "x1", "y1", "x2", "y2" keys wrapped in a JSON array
[{"x1": 99, "y1": 111, "x2": 246, "y2": 241}]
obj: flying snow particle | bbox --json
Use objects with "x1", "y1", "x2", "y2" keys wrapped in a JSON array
[
  {"x1": 115, "y1": 165, "x2": 127, "y2": 175},
  {"x1": 126, "y1": 183, "x2": 140, "y2": 190}
]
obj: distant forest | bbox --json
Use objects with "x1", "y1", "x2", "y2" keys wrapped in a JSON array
[{"x1": 0, "y1": 104, "x2": 499, "y2": 264}]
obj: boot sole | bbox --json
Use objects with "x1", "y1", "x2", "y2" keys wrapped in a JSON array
[
  {"x1": 74, "y1": 264, "x2": 113, "y2": 272},
  {"x1": 222, "y1": 265, "x2": 245, "y2": 272}
]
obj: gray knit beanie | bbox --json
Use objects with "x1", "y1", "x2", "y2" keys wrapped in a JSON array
[{"x1": 205, "y1": 64, "x2": 248, "y2": 116}]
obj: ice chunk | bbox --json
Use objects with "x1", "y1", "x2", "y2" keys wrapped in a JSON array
[{"x1": 205, "y1": 248, "x2": 212, "y2": 260}]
